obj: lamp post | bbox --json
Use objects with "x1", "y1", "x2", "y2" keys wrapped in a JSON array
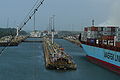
[{"x1": 51, "y1": 15, "x2": 55, "y2": 44}]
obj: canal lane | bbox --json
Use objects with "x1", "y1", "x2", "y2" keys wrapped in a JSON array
[{"x1": 0, "y1": 38, "x2": 119, "y2": 80}]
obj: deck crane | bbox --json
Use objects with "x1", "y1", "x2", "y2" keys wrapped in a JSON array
[{"x1": 0, "y1": 0, "x2": 45, "y2": 55}]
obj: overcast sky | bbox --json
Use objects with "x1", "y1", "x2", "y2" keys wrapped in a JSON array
[{"x1": 0, "y1": 0, "x2": 119, "y2": 31}]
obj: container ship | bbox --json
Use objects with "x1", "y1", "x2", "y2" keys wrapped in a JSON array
[{"x1": 79, "y1": 21, "x2": 120, "y2": 74}]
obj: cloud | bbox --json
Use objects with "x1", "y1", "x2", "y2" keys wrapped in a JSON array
[{"x1": 100, "y1": 0, "x2": 120, "y2": 26}]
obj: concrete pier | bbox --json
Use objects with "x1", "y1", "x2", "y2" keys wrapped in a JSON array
[
  {"x1": 43, "y1": 37, "x2": 77, "y2": 70},
  {"x1": 0, "y1": 36, "x2": 28, "y2": 46}
]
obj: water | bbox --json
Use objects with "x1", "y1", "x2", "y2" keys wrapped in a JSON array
[{"x1": 0, "y1": 38, "x2": 119, "y2": 80}]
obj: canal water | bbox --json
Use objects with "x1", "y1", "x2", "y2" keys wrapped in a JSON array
[{"x1": 0, "y1": 38, "x2": 119, "y2": 80}]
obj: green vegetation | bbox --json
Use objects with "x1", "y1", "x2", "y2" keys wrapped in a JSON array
[{"x1": 0, "y1": 28, "x2": 27, "y2": 38}]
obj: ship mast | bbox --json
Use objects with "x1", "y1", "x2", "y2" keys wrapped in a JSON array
[{"x1": 92, "y1": 19, "x2": 95, "y2": 27}]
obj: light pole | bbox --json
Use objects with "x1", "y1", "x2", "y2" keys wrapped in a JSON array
[{"x1": 51, "y1": 15, "x2": 55, "y2": 44}]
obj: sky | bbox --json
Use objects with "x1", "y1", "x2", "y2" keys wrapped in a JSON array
[{"x1": 0, "y1": 0, "x2": 119, "y2": 31}]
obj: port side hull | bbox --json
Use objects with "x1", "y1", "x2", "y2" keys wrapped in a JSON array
[
  {"x1": 81, "y1": 44, "x2": 120, "y2": 74},
  {"x1": 86, "y1": 55, "x2": 120, "y2": 74}
]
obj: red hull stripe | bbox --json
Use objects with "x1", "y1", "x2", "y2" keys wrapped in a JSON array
[{"x1": 86, "y1": 55, "x2": 120, "y2": 74}]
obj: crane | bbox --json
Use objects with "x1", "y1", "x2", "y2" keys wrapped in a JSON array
[{"x1": 0, "y1": 0, "x2": 45, "y2": 55}]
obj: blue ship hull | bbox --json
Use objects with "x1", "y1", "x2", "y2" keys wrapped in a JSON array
[{"x1": 81, "y1": 44, "x2": 120, "y2": 74}]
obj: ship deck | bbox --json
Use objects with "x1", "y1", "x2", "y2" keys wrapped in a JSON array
[{"x1": 81, "y1": 41, "x2": 120, "y2": 52}]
